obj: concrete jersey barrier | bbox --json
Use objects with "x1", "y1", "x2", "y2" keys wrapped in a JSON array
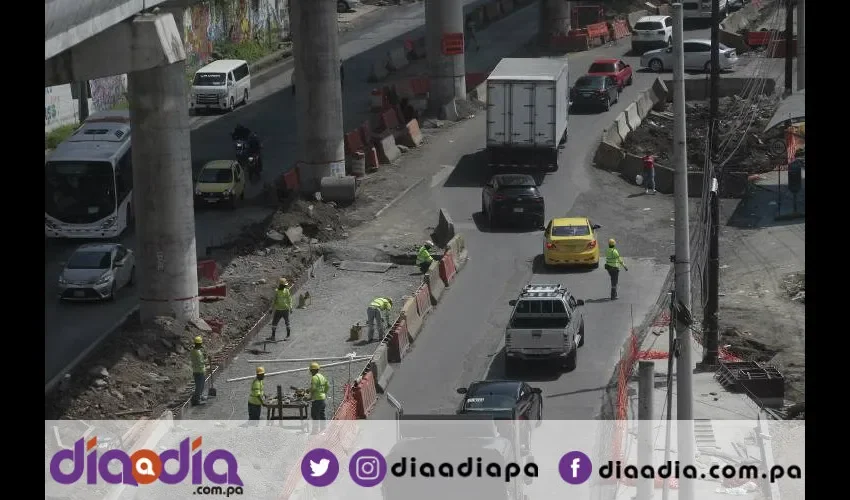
[
  {"x1": 446, "y1": 234, "x2": 468, "y2": 270},
  {"x1": 371, "y1": 343, "x2": 393, "y2": 393},
  {"x1": 401, "y1": 296, "x2": 423, "y2": 342},
  {"x1": 624, "y1": 103, "x2": 641, "y2": 131},
  {"x1": 376, "y1": 133, "x2": 401, "y2": 164},
  {"x1": 387, "y1": 46, "x2": 409, "y2": 72},
  {"x1": 614, "y1": 112, "x2": 630, "y2": 143},
  {"x1": 425, "y1": 261, "x2": 445, "y2": 305}
]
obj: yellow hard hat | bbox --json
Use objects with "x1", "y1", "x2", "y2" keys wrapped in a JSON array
[
  {"x1": 194, "y1": 336, "x2": 203, "y2": 344},
  {"x1": 279, "y1": 277, "x2": 289, "y2": 286},
  {"x1": 609, "y1": 239, "x2": 616, "y2": 246},
  {"x1": 256, "y1": 366, "x2": 265, "y2": 375},
  {"x1": 310, "y1": 362, "x2": 320, "y2": 370}
]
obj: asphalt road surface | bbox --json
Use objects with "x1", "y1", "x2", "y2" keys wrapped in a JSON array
[
  {"x1": 43, "y1": 0, "x2": 497, "y2": 387},
  {"x1": 367, "y1": 26, "x2": 735, "y2": 420}
]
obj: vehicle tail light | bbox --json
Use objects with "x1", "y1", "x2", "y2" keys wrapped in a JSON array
[
  {"x1": 494, "y1": 194, "x2": 506, "y2": 201},
  {"x1": 725, "y1": 50, "x2": 735, "y2": 58},
  {"x1": 585, "y1": 240, "x2": 597, "y2": 250},
  {"x1": 534, "y1": 197, "x2": 544, "y2": 203},
  {"x1": 597, "y1": 90, "x2": 606, "y2": 95},
  {"x1": 545, "y1": 242, "x2": 555, "y2": 249}
]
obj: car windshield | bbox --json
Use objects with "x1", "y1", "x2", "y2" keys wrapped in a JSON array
[
  {"x1": 199, "y1": 168, "x2": 233, "y2": 183},
  {"x1": 45, "y1": 161, "x2": 116, "y2": 224},
  {"x1": 589, "y1": 63, "x2": 616, "y2": 73},
  {"x1": 464, "y1": 395, "x2": 517, "y2": 411},
  {"x1": 635, "y1": 21, "x2": 663, "y2": 30},
  {"x1": 552, "y1": 225, "x2": 590, "y2": 237},
  {"x1": 67, "y1": 251, "x2": 112, "y2": 270},
  {"x1": 575, "y1": 76, "x2": 605, "y2": 89},
  {"x1": 193, "y1": 72, "x2": 226, "y2": 86}
]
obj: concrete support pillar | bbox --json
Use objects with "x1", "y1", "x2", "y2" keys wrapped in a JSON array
[
  {"x1": 291, "y1": 0, "x2": 345, "y2": 193},
  {"x1": 425, "y1": 0, "x2": 466, "y2": 114},
  {"x1": 539, "y1": 0, "x2": 571, "y2": 46},
  {"x1": 127, "y1": 8, "x2": 200, "y2": 323}
]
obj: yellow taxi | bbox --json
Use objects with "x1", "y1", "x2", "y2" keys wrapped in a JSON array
[
  {"x1": 543, "y1": 217, "x2": 602, "y2": 267},
  {"x1": 194, "y1": 160, "x2": 246, "y2": 208}
]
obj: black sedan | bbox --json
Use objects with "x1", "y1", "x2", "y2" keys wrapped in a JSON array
[
  {"x1": 456, "y1": 380, "x2": 543, "y2": 424},
  {"x1": 481, "y1": 174, "x2": 545, "y2": 229},
  {"x1": 570, "y1": 75, "x2": 619, "y2": 112}
]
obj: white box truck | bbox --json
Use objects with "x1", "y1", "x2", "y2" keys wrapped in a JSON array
[{"x1": 485, "y1": 58, "x2": 570, "y2": 173}]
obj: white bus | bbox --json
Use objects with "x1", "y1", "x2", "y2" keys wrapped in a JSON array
[
  {"x1": 45, "y1": 110, "x2": 134, "y2": 239},
  {"x1": 682, "y1": 0, "x2": 728, "y2": 19}
]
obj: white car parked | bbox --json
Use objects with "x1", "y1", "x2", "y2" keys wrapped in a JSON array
[
  {"x1": 631, "y1": 15, "x2": 673, "y2": 54},
  {"x1": 640, "y1": 39, "x2": 739, "y2": 73}
]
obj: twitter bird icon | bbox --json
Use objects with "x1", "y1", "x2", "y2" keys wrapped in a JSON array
[
  {"x1": 301, "y1": 448, "x2": 339, "y2": 487},
  {"x1": 310, "y1": 459, "x2": 330, "y2": 477}
]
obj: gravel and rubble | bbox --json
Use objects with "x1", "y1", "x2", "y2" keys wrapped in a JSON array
[{"x1": 622, "y1": 95, "x2": 782, "y2": 174}]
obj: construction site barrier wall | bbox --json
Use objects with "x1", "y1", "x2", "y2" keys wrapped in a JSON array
[
  {"x1": 371, "y1": 343, "x2": 393, "y2": 393},
  {"x1": 376, "y1": 133, "x2": 401, "y2": 164},
  {"x1": 624, "y1": 103, "x2": 641, "y2": 131},
  {"x1": 387, "y1": 318, "x2": 411, "y2": 363},
  {"x1": 425, "y1": 261, "x2": 445, "y2": 304},
  {"x1": 400, "y1": 296, "x2": 423, "y2": 342},
  {"x1": 439, "y1": 250, "x2": 458, "y2": 286},
  {"x1": 387, "y1": 46, "x2": 409, "y2": 72},
  {"x1": 352, "y1": 371, "x2": 378, "y2": 419},
  {"x1": 414, "y1": 282, "x2": 432, "y2": 319},
  {"x1": 445, "y1": 234, "x2": 468, "y2": 270},
  {"x1": 399, "y1": 119, "x2": 424, "y2": 148},
  {"x1": 609, "y1": 19, "x2": 630, "y2": 40}
]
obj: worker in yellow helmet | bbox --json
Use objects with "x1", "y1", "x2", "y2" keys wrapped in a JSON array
[
  {"x1": 269, "y1": 277, "x2": 292, "y2": 341},
  {"x1": 190, "y1": 336, "x2": 207, "y2": 406},
  {"x1": 248, "y1": 366, "x2": 266, "y2": 421},
  {"x1": 366, "y1": 297, "x2": 393, "y2": 342},
  {"x1": 308, "y1": 362, "x2": 329, "y2": 433},
  {"x1": 604, "y1": 239, "x2": 628, "y2": 300}
]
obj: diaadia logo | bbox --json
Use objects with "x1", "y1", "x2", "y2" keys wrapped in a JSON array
[{"x1": 49, "y1": 436, "x2": 244, "y2": 487}]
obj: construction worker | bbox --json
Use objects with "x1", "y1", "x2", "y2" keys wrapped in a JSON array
[
  {"x1": 415, "y1": 241, "x2": 435, "y2": 274},
  {"x1": 308, "y1": 362, "x2": 329, "y2": 432},
  {"x1": 366, "y1": 297, "x2": 393, "y2": 342},
  {"x1": 604, "y1": 239, "x2": 629, "y2": 300},
  {"x1": 190, "y1": 336, "x2": 207, "y2": 406},
  {"x1": 269, "y1": 278, "x2": 292, "y2": 340},
  {"x1": 248, "y1": 366, "x2": 266, "y2": 421}
]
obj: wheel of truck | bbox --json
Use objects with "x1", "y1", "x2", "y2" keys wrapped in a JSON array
[
  {"x1": 604, "y1": 97, "x2": 611, "y2": 111},
  {"x1": 564, "y1": 347, "x2": 577, "y2": 372}
]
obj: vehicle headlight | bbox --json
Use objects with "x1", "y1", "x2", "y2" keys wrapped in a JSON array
[
  {"x1": 96, "y1": 273, "x2": 113, "y2": 285},
  {"x1": 195, "y1": 187, "x2": 202, "y2": 195},
  {"x1": 99, "y1": 216, "x2": 117, "y2": 229},
  {"x1": 222, "y1": 188, "x2": 232, "y2": 196},
  {"x1": 248, "y1": 156, "x2": 254, "y2": 161},
  {"x1": 58, "y1": 275, "x2": 67, "y2": 285},
  {"x1": 45, "y1": 217, "x2": 58, "y2": 229}
]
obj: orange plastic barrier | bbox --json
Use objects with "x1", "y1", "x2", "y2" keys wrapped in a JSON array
[
  {"x1": 344, "y1": 129, "x2": 364, "y2": 155},
  {"x1": 465, "y1": 72, "x2": 489, "y2": 90},
  {"x1": 610, "y1": 20, "x2": 630, "y2": 40},
  {"x1": 282, "y1": 168, "x2": 300, "y2": 191},
  {"x1": 586, "y1": 21, "x2": 609, "y2": 40},
  {"x1": 199, "y1": 283, "x2": 226, "y2": 299},
  {"x1": 415, "y1": 283, "x2": 432, "y2": 317},
  {"x1": 381, "y1": 108, "x2": 402, "y2": 131},
  {"x1": 197, "y1": 260, "x2": 218, "y2": 282},
  {"x1": 387, "y1": 318, "x2": 410, "y2": 363},
  {"x1": 439, "y1": 251, "x2": 457, "y2": 286},
  {"x1": 352, "y1": 371, "x2": 378, "y2": 418},
  {"x1": 359, "y1": 120, "x2": 372, "y2": 146},
  {"x1": 746, "y1": 30, "x2": 772, "y2": 46}
]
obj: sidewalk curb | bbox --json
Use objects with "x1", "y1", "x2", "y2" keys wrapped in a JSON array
[{"x1": 375, "y1": 177, "x2": 426, "y2": 218}]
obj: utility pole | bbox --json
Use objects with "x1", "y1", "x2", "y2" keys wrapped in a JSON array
[
  {"x1": 661, "y1": 291, "x2": 676, "y2": 500},
  {"x1": 703, "y1": 0, "x2": 720, "y2": 367},
  {"x1": 784, "y1": 0, "x2": 794, "y2": 95},
  {"x1": 671, "y1": 5, "x2": 695, "y2": 500},
  {"x1": 796, "y1": 0, "x2": 804, "y2": 90},
  {"x1": 77, "y1": 81, "x2": 89, "y2": 122},
  {"x1": 638, "y1": 361, "x2": 655, "y2": 500}
]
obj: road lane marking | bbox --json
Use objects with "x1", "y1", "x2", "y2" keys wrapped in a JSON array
[{"x1": 431, "y1": 165, "x2": 454, "y2": 188}]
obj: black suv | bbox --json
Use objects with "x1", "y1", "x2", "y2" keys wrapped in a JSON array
[{"x1": 481, "y1": 174, "x2": 545, "y2": 229}]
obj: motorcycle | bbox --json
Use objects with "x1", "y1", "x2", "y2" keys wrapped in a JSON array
[{"x1": 234, "y1": 138, "x2": 262, "y2": 182}]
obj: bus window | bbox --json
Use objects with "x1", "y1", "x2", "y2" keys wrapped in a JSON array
[{"x1": 115, "y1": 150, "x2": 133, "y2": 203}]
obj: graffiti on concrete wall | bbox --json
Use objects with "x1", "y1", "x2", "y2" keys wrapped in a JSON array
[
  {"x1": 45, "y1": 87, "x2": 60, "y2": 127},
  {"x1": 90, "y1": 75, "x2": 126, "y2": 112}
]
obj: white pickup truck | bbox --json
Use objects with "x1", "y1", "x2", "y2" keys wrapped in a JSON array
[{"x1": 505, "y1": 284, "x2": 586, "y2": 374}]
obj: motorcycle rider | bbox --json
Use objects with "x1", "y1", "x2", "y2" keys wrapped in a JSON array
[{"x1": 231, "y1": 124, "x2": 262, "y2": 172}]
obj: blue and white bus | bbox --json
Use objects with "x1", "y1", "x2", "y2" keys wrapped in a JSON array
[{"x1": 45, "y1": 110, "x2": 134, "y2": 239}]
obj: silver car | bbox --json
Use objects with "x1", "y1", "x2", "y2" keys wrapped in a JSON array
[
  {"x1": 640, "y1": 39, "x2": 739, "y2": 73},
  {"x1": 58, "y1": 243, "x2": 136, "y2": 301}
]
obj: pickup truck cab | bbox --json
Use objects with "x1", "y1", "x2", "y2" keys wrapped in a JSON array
[{"x1": 505, "y1": 284, "x2": 585, "y2": 374}]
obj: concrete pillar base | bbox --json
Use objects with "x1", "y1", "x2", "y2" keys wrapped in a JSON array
[{"x1": 426, "y1": 0, "x2": 466, "y2": 114}]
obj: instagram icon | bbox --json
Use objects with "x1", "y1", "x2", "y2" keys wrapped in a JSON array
[{"x1": 349, "y1": 449, "x2": 387, "y2": 487}]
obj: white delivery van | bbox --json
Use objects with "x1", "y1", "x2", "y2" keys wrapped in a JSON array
[
  {"x1": 485, "y1": 57, "x2": 569, "y2": 173},
  {"x1": 190, "y1": 59, "x2": 251, "y2": 113}
]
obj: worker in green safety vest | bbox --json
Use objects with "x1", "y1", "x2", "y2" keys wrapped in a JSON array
[
  {"x1": 604, "y1": 239, "x2": 628, "y2": 300},
  {"x1": 190, "y1": 336, "x2": 207, "y2": 406},
  {"x1": 248, "y1": 366, "x2": 266, "y2": 421},
  {"x1": 268, "y1": 277, "x2": 292, "y2": 341},
  {"x1": 366, "y1": 297, "x2": 393, "y2": 342},
  {"x1": 415, "y1": 240, "x2": 435, "y2": 274},
  {"x1": 308, "y1": 362, "x2": 329, "y2": 433}
]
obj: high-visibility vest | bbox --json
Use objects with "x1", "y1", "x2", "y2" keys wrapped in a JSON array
[
  {"x1": 370, "y1": 297, "x2": 391, "y2": 310},
  {"x1": 274, "y1": 287, "x2": 292, "y2": 311},
  {"x1": 248, "y1": 378, "x2": 264, "y2": 406},
  {"x1": 311, "y1": 373, "x2": 328, "y2": 401},
  {"x1": 191, "y1": 348, "x2": 205, "y2": 375},
  {"x1": 606, "y1": 247, "x2": 622, "y2": 269},
  {"x1": 415, "y1": 246, "x2": 434, "y2": 266}
]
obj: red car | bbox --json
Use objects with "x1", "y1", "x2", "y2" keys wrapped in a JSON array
[{"x1": 587, "y1": 58, "x2": 634, "y2": 90}]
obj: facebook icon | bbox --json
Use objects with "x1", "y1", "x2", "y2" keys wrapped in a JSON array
[{"x1": 558, "y1": 451, "x2": 593, "y2": 485}]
